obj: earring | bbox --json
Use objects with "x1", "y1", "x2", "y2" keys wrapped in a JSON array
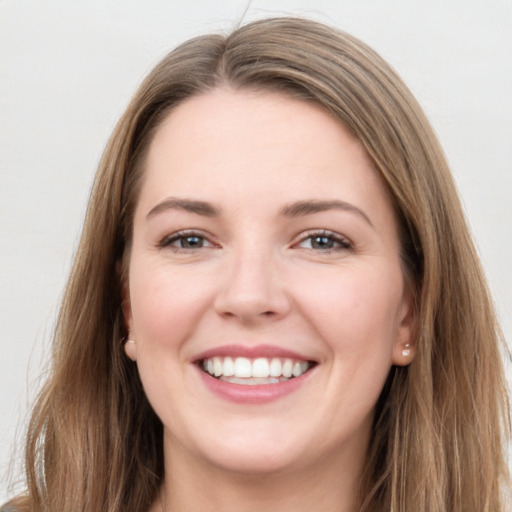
[
  {"x1": 401, "y1": 343, "x2": 411, "y2": 357},
  {"x1": 124, "y1": 338, "x2": 137, "y2": 361}
]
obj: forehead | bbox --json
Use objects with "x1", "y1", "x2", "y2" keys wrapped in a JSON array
[{"x1": 137, "y1": 88, "x2": 394, "y2": 227}]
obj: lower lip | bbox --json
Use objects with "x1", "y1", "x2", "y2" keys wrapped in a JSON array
[{"x1": 195, "y1": 366, "x2": 313, "y2": 404}]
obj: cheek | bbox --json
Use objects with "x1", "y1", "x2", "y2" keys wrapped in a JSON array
[
  {"x1": 128, "y1": 261, "x2": 212, "y2": 347},
  {"x1": 127, "y1": 262, "x2": 211, "y2": 417},
  {"x1": 296, "y1": 264, "x2": 404, "y2": 358}
]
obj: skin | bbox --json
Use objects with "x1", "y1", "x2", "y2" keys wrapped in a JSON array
[{"x1": 124, "y1": 88, "x2": 415, "y2": 512}]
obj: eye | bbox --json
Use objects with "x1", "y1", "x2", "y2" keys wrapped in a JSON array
[
  {"x1": 159, "y1": 230, "x2": 215, "y2": 251},
  {"x1": 295, "y1": 230, "x2": 351, "y2": 252}
]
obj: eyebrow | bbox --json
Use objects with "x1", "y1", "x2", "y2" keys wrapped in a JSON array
[
  {"x1": 280, "y1": 199, "x2": 373, "y2": 227},
  {"x1": 146, "y1": 197, "x2": 372, "y2": 227},
  {"x1": 146, "y1": 197, "x2": 220, "y2": 218}
]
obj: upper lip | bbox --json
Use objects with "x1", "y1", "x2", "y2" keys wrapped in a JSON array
[{"x1": 193, "y1": 344, "x2": 315, "y2": 363}]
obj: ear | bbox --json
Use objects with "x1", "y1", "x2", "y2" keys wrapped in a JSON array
[
  {"x1": 121, "y1": 280, "x2": 138, "y2": 361},
  {"x1": 391, "y1": 286, "x2": 417, "y2": 366},
  {"x1": 122, "y1": 286, "x2": 133, "y2": 333},
  {"x1": 117, "y1": 258, "x2": 132, "y2": 331}
]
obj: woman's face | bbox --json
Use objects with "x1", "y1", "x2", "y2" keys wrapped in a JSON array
[{"x1": 125, "y1": 89, "x2": 414, "y2": 476}]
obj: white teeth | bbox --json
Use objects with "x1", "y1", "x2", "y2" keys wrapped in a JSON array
[
  {"x1": 213, "y1": 357, "x2": 222, "y2": 377},
  {"x1": 269, "y1": 358, "x2": 282, "y2": 377},
  {"x1": 292, "y1": 361, "x2": 302, "y2": 377},
  {"x1": 292, "y1": 361, "x2": 308, "y2": 377},
  {"x1": 282, "y1": 359, "x2": 293, "y2": 378},
  {"x1": 234, "y1": 357, "x2": 252, "y2": 378},
  {"x1": 201, "y1": 356, "x2": 312, "y2": 381},
  {"x1": 252, "y1": 358, "x2": 270, "y2": 377},
  {"x1": 223, "y1": 356, "x2": 235, "y2": 377},
  {"x1": 220, "y1": 376, "x2": 282, "y2": 385}
]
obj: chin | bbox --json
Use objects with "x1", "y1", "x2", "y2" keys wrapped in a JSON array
[
  {"x1": 164, "y1": 419, "x2": 313, "y2": 476},
  {"x1": 205, "y1": 444, "x2": 305, "y2": 476}
]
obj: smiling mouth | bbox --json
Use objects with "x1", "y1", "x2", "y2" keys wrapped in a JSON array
[{"x1": 199, "y1": 356, "x2": 316, "y2": 385}]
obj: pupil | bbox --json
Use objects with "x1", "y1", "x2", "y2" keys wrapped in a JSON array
[
  {"x1": 182, "y1": 236, "x2": 202, "y2": 248},
  {"x1": 312, "y1": 236, "x2": 333, "y2": 249}
]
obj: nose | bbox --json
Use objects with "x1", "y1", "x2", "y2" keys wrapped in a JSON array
[{"x1": 214, "y1": 246, "x2": 291, "y2": 324}]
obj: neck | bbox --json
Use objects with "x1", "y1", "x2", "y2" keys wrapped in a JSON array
[{"x1": 151, "y1": 434, "x2": 366, "y2": 512}]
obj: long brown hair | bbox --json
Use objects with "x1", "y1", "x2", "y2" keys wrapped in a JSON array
[{"x1": 6, "y1": 17, "x2": 510, "y2": 511}]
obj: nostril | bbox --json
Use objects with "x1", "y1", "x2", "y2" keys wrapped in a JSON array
[{"x1": 214, "y1": 283, "x2": 290, "y2": 321}]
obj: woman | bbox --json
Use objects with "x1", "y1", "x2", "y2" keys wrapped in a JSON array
[{"x1": 3, "y1": 17, "x2": 509, "y2": 512}]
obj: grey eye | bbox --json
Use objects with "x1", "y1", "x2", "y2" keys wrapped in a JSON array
[
  {"x1": 178, "y1": 235, "x2": 205, "y2": 248},
  {"x1": 161, "y1": 232, "x2": 214, "y2": 250},
  {"x1": 296, "y1": 231, "x2": 351, "y2": 252},
  {"x1": 309, "y1": 235, "x2": 336, "y2": 250}
]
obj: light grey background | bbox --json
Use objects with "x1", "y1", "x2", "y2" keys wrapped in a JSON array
[{"x1": 1, "y1": 0, "x2": 511, "y2": 502}]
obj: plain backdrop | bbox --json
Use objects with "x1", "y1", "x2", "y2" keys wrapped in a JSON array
[{"x1": 1, "y1": 0, "x2": 511, "y2": 502}]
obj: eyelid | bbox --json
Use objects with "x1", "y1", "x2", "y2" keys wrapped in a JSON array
[
  {"x1": 158, "y1": 229, "x2": 218, "y2": 250},
  {"x1": 156, "y1": 228, "x2": 351, "y2": 253},
  {"x1": 292, "y1": 229, "x2": 352, "y2": 251}
]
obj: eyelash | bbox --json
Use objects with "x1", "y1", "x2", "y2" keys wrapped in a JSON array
[
  {"x1": 294, "y1": 230, "x2": 352, "y2": 253},
  {"x1": 158, "y1": 230, "x2": 215, "y2": 252},
  {"x1": 158, "y1": 229, "x2": 352, "y2": 254}
]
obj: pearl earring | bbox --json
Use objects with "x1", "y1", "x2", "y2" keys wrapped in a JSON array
[
  {"x1": 124, "y1": 338, "x2": 137, "y2": 361},
  {"x1": 401, "y1": 343, "x2": 411, "y2": 357}
]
